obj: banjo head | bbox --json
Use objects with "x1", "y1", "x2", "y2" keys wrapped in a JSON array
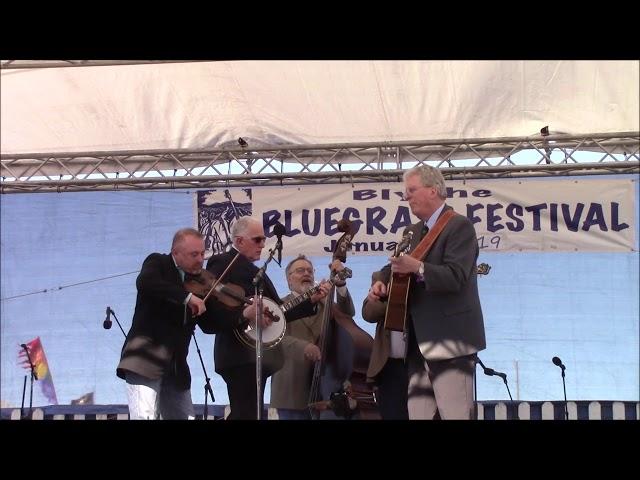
[{"x1": 235, "y1": 297, "x2": 286, "y2": 350}]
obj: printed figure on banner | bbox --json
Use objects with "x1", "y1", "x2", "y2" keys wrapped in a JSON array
[{"x1": 197, "y1": 188, "x2": 252, "y2": 255}]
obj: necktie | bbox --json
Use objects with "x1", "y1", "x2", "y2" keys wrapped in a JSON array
[{"x1": 421, "y1": 223, "x2": 429, "y2": 239}]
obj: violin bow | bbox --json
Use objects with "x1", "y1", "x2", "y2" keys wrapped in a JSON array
[{"x1": 202, "y1": 250, "x2": 242, "y2": 303}]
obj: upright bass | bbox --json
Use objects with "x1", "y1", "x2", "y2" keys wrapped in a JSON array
[{"x1": 307, "y1": 220, "x2": 380, "y2": 419}]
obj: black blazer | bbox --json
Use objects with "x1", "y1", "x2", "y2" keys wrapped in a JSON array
[
  {"x1": 206, "y1": 248, "x2": 317, "y2": 375},
  {"x1": 116, "y1": 252, "x2": 239, "y2": 390}
]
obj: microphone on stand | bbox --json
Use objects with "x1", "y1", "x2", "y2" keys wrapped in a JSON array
[
  {"x1": 273, "y1": 222, "x2": 286, "y2": 266},
  {"x1": 482, "y1": 366, "x2": 508, "y2": 381},
  {"x1": 552, "y1": 356, "x2": 569, "y2": 420},
  {"x1": 103, "y1": 306, "x2": 127, "y2": 338},
  {"x1": 552, "y1": 356, "x2": 566, "y2": 371},
  {"x1": 476, "y1": 357, "x2": 507, "y2": 380},
  {"x1": 103, "y1": 307, "x2": 112, "y2": 329},
  {"x1": 476, "y1": 357, "x2": 514, "y2": 402}
]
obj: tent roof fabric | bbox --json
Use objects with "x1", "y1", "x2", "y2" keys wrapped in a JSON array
[{"x1": 2, "y1": 60, "x2": 638, "y2": 155}]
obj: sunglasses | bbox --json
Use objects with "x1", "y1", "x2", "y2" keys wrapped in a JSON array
[{"x1": 248, "y1": 236, "x2": 267, "y2": 244}]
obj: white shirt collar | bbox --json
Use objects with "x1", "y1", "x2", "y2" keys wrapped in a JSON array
[
  {"x1": 172, "y1": 255, "x2": 185, "y2": 280},
  {"x1": 425, "y1": 203, "x2": 446, "y2": 230}
]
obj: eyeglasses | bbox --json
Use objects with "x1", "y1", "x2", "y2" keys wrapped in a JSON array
[
  {"x1": 249, "y1": 236, "x2": 266, "y2": 244},
  {"x1": 290, "y1": 267, "x2": 314, "y2": 275},
  {"x1": 404, "y1": 185, "x2": 433, "y2": 197}
]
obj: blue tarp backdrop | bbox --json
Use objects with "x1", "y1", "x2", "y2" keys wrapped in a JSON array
[{"x1": 1, "y1": 175, "x2": 638, "y2": 408}]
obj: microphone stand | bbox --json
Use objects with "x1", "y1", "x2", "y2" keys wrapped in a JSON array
[
  {"x1": 501, "y1": 376, "x2": 514, "y2": 402},
  {"x1": 477, "y1": 357, "x2": 517, "y2": 419},
  {"x1": 20, "y1": 344, "x2": 38, "y2": 419},
  {"x1": 559, "y1": 367, "x2": 568, "y2": 420},
  {"x1": 191, "y1": 331, "x2": 216, "y2": 420},
  {"x1": 473, "y1": 357, "x2": 478, "y2": 420},
  {"x1": 252, "y1": 244, "x2": 281, "y2": 420},
  {"x1": 110, "y1": 308, "x2": 127, "y2": 338}
]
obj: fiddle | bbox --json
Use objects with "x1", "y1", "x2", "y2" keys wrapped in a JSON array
[
  {"x1": 184, "y1": 269, "x2": 281, "y2": 323},
  {"x1": 184, "y1": 269, "x2": 249, "y2": 308}
]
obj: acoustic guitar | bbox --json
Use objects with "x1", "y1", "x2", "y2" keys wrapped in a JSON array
[
  {"x1": 383, "y1": 231, "x2": 414, "y2": 332},
  {"x1": 384, "y1": 252, "x2": 491, "y2": 332}
]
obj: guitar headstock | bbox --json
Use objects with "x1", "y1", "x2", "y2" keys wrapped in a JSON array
[
  {"x1": 393, "y1": 231, "x2": 413, "y2": 257},
  {"x1": 477, "y1": 263, "x2": 491, "y2": 275}
]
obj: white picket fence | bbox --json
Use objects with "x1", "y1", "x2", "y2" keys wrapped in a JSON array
[
  {"x1": 4, "y1": 401, "x2": 639, "y2": 420},
  {"x1": 476, "y1": 401, "x2": 640, "y2": 420}
]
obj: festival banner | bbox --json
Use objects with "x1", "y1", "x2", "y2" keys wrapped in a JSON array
[{"x1": 196, "y1": 177, "x2": 636, "y2": 256}]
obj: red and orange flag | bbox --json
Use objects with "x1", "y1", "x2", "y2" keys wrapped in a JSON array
[{"x1": 18, "y1": 336, "x2": 58, "y2": 405}]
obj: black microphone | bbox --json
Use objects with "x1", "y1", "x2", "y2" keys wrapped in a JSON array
[
  {"x1": 552, "y1": 356, "x2": 566, "y2": 370},
  {"x1": 103, "y1": 306, "x2": 112, "y2": 329},
  {"x1": 476, "y1": 357, "x2": 507, "y2": 380},
  {"x1": 552, "y1": 356, "x2": 569, "y2": 419},
  {"x1": 483, "y1": 367, "x2": 507, "y2": 380},
  {"x1": 273, "y1": 222, "x2": 286, "y2": 265}
]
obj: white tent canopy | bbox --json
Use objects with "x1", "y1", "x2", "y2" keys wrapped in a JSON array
[
  {"x1": 2, "y1": 60, "x2": 638, "y2": 155},
  {"x1": 1, "y1": 60, "x2": 638, "y2": 409}
]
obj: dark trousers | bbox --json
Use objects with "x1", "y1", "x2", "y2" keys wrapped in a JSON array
[
  {"x1": 221, "y1": 365, "x2": 269, "y2": 420},
  {"x1": 375, "y1": 358, "x2": 409, "y2": 420}
]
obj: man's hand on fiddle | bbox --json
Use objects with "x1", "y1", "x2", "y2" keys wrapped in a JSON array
[{"x1": 188, "y1": 295, "x2": 207, "y2": 316}]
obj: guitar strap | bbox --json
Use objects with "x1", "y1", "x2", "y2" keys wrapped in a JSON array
[{"x1": 409, "y1": 209, "x2": 457, "y2": 261}]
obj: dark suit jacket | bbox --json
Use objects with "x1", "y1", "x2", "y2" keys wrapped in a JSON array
[
  {"x1": 206, "y1": 248, "x2": 317, "y2": 376},
  {"x1": 116, "y1": 252, "x2": 239, "y2": 390},
  {"x1": 407, "y1": 205, "x2": 486, "y2": 360}
]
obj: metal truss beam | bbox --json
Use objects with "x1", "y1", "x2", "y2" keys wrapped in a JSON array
[{"x1": 1, "y1": 132, "x2": 638, "y2": 194}]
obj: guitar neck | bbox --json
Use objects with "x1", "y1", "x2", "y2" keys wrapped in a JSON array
[{"x1": 282, "y1": 278, "x2": 338, "y2": 313}]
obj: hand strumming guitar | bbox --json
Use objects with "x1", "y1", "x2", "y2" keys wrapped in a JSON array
[{"x1": 368, "y1": 281, "x2": 387, "y2": 302}]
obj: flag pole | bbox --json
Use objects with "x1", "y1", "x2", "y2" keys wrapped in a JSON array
[
  {"x1": 20, "y1": 343, "x2": 38, "y2": 419},
  {"x1": 20, "y1": 375, "x2": 27, "y2": 419}
]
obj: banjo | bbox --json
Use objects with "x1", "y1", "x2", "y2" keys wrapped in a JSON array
[{"x1": 234, "y1": 267, "x2": 353, "y2": 350}]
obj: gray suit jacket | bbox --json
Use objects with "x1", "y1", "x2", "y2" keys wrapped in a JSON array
[
  {"x1": 363, "y1": 205, "x2": 486, "y2": 375},
  {"x1": 407, "y1": 205, "x2": 486, "y2": 360}
]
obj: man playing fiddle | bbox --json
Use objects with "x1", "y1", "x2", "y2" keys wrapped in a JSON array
[{"x1": 117, "y1": 227, "x2": 254, "y2": 420}]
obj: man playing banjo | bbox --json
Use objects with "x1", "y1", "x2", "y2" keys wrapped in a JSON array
[{"x1": 205, "y1": 216, "x2": 331, "y2": 420}]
